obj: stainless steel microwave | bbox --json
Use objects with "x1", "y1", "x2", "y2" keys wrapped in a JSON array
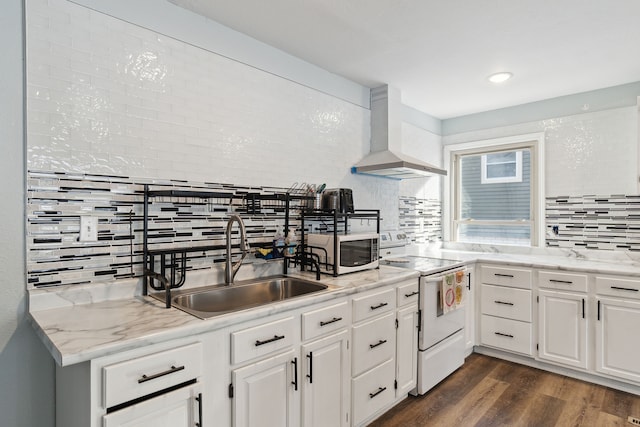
[{"x1": 306, "y1": 232, "x2": 379, "y2": 275}]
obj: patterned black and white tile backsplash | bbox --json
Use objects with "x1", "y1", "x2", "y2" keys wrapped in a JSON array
[
  {"x1": 398, "y1": 196, "x2": 442, "y2": 243},
  {"x1": 27, "y1": 171, "x2": 309, "y2": 288},
  {"x1": 546, "y1": 195, "x2": 640, "y2": 251}
]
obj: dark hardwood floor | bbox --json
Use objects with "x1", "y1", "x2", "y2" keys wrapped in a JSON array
[{"x1": 370, "y1": 353, "x2": 640, "y2": 427}]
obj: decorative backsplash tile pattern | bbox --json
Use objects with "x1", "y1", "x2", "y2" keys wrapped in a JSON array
[
  {"x1": 398, "y1": 196, "x2": 442, "y2": 243},
  {"x1": 546, "y1": 195, "x2": 640, "y2": 251},
  {"x1": 27, "y1": 170, "x2": 309, "y2": 288}
]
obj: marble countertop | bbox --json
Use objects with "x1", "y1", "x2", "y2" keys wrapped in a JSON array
[
  {"x1": 28, "y1": 265, "x2": 419, "y2": 367},
  {"x1": 29, "y1": 246, "x2": 640, "y2": 367}
]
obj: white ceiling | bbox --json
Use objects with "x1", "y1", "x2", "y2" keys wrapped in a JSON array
[{"x1": 169, "y1": 0, "x2": 640, "y2": 119}]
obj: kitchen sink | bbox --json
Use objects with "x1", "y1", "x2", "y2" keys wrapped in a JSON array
[{"x1": 165, "y1": 276, "x2": 331, "y2": 319}]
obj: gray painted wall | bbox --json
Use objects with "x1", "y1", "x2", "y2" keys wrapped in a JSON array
[{"x1": 0, "y1": 0, "x2": 56, "y2": 426}]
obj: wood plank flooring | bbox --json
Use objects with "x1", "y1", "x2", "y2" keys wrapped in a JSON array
[{"x1": 370, "y1": 354, "x2": 640, "y2": 427}]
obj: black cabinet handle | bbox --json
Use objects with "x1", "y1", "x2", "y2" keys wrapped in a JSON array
[
  {"x1": 550, "y1": 279, "x2": 573, "y2": 284},
  {"x1": 255, "y1": 335, "x2": 285, "y2": 347},
  {"x1": 319, "y1": 317, "x2": 342, "y2": 327},
  {"x1": 611, "y1": 286, "x2": 639, "y2": 292},
  {"x1": 404, "y1": 291, "x2": 419, "y2": 298},
  {"x1": 291, "y1": 357, "x2": 298, "y2": 391},
  {"x1": 494, "y1": 300, "x2": 514, "y2": 306},
  {"x1": 369, "y1": 339, "x2": 387, "y2": 349},
  {"x1": 306, "y1": 352, "x2": 313, "y2": 384},
  {"x1": 597, "y1": 300, "x2": 601, "y2": 321},
  {"x1": 494, "y1": 332, "x2": 514, "y2": 338},
  {"x1": 494, "y1": 273, "x2": 514, "y2": 278},
  {"x1": 582, "y1": 298, "x2": 585, "y2": 319},
  {"x1": 138, "y1": 365, "x2": 185, "y2": 384},
  {"x1": 370, "y1": 302, "x2": 388, "y2": 310},
  {"x1": 369, "y1": 387, "x2": 387, "y2": 399},
  {"x1": 195, "y1": 393, "x2": 203, "y2": 427}
]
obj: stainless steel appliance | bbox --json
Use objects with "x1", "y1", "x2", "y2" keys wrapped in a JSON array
[
  {"x1": 321, "y1": 188, "x2": 354, "y2": 213},
  {"x1": 379, "y1": 231, "x2": 468, "y2": 395},
  {"x1": 306, "y1": 232, "x2": 379, "y2": 275}
]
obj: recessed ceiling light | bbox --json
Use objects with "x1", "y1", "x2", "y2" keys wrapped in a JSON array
[{"x1": 488, "y1": 72, "x2": 513, "y2": 83}]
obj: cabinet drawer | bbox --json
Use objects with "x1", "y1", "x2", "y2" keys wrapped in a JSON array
[
  {"x1": 539, "y1": 270, "x2": 588, "y2": 292},
  {"x1": 231, "y1": 316, "x2": 295, "y2": 365},
  {"x1": 396, "y1": 280, "x2": 420, "y2": 308},
  {"x1": 352, "y1": 312, "x2": 395, "y2": 376},
  {"x1": 480, "y1": 314, "x2": 532, "y2": 355},
  {"x1": 352, "y1": 287, "x2": 395, "y2": 323},
  {"x1": 481, "y1": 265, "x2": 532, "y2": 289},
  {"x1": 595, "y1": 276, "x2": 640, "y2": 300},
  {"x1": 302, "y1": 301, "x2": 349, "y2": 341},
  {"x1": 103, "y1": 342, "x2": 202, "y2": 409},
  {"x1": 481, "y1": 284, "x2": 532, "y2": 322},
  {"x1": 351, "y1": 358, "x2": 395, "y2": 426}
]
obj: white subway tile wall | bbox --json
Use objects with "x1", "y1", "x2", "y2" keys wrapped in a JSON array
[{"x1": 25, "y1": 0, "x2": 369, "y2": 187}]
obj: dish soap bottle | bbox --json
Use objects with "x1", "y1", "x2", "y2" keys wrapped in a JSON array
[
  {"x1": 273, "y1": 225, "x2": 285, "y2": 258},
  {"x1": 285, "y1": 229, "x2": 297, "y2": 257}
]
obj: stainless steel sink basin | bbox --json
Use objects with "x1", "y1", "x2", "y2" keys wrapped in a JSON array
[{"x1": 167, "y1": 276, "x2": 330, "y2": 319}]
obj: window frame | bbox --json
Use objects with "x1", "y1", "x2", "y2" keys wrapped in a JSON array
[
  {"x1": 480, "y1": 150, "x2": 523, "y2": 184},
  {"x1": 443, "y1": 133, "x2": 545, "y2": 247}
]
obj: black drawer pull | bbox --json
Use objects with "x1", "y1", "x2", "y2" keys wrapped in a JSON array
[
  {"x1": 494, "y1": 273, "x2": 514, "y2": 278},
  {"x1": 319, "y1": 317, "x2": 343, "y2": 327},
  {"x1": 550, "y1": 279, "x2": 573, "y2": 284},
  {"x1": 494, "y1": 300, "x2": 514, "y2": 306},
  {"x1": 611, "y1": 286, "x2": 639, "y2": 292},
  {"x1": 494, "y1": 332, "x2": 514, "y2": 338},
  {"x1": 255, "y1": 334, "x2": 285, "y2": 347},
  {"x1": 404, "y1": 291, "x2": 419, "y2": 298},
  {"x1": 138, "y1": 365, "x2": 185, "y2": 384},
  {"x1": 369, "y1": 386, "x2": 387, "y2": 399},
  {"x1": 370, "y1": 302, "x2": 388, "y2": 310},
  {"x1": 369, "y1": 339, "x2": 387, "y2": 349},
  {"x1": 195, "y1": 393, "x2": 203, "y2": 427}
]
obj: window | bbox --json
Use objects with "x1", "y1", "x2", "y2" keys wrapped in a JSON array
[
  {"x1": 481, "y1": 151, "x2": 522, "y2": 183},
  {"x1": 444, "y1": 134, "x2": 544, "y2": 247}
]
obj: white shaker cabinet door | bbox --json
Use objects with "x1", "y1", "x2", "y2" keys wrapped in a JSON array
[
  {"x1": 595, "y1": 297, "x2": 640, "y2": 383},
  {"x1": 301, "y1": 330, "x2": 350, "y2": 427},
  {"x1": 537, "y1": 289, "x2": 587, "y2": 370},
  {"x1": 232, "y1": 349, "x2": 299, "y2": 427},
  {"x1": 102, "y1": 383, "x2": 202, "y2": 427},
  {"x1": 395, "y1": 304, "x2": 418, "y2": 397}
]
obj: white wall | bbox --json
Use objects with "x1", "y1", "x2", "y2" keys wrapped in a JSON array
[
  {"x1": 0, "y1": 1, "x2": 56, "y2": 426},
  {"x1": 443, "y1": 106, "x2": 638, "y2": 197}
]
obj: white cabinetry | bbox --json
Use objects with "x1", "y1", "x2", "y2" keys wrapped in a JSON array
[
  {"x1": 537, "y1": 271, "x2": 588, "y2": 370},
  {"x1": 301, "y1": 301, "x2": 350, "y2": 427},
  {"x1": 394, "y1": 279, "x2": 419, "y2": 398},
  {"x1": 232, "y1": 349, "x2": 299, "y2": 427},
  {"x1": 479, "y1": 265, "x2": 533, "y2": 356},
  {"x1": 57, "y1": 340, "x2": 205, "y2": 427},
  {"x1": 230, "y1": 316, "x2": 299, "y2": 427},
  {"x1": 351, "y1": 286, "x2": 397, "y2": 426},
  {"x1": 595, "y1": 275, "x2": 640, "y2": 383},
  {"x1": 464, "y1": 264, "x2": 475, "y2": 352}
]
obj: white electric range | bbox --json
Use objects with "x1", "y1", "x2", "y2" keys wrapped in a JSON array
[{"x1": 379, "y1": 231, "x2": 469, "y2": 395}]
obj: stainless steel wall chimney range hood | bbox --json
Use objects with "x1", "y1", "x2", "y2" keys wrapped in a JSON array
[{"x1": 352, "y1": 85, "x2": 447, "y2": 180}]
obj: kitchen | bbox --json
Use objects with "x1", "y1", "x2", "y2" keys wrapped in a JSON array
[{"x1": 2, "y1": 0, "x2": 640, "y2": 426}]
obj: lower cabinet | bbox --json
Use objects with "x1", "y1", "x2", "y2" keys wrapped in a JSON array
[
  {"x1": 595, "y1": 296, "x2": 640, "y2": 383},
  {"x1": 301, "y1": 330, "x2": 350, "y2": 427},
  {"x1": 351, "y1": 358, "x2": 395, "y2": 426},
  {"x1": 537, "y1": 289, "x2": 587, "y2": 370},
  {"x1": 395, "y1": 304, "x2": 418, "y2": 397},
  {"x1": 232, "y1": 349, "x2": 300, "y2": 427},
  {"x1": 102, "y1": 383, "x2": 203, "y2": 427}
]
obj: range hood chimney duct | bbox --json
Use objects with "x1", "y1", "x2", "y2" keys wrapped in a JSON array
[{"x1": 352, "y1": 85, "x2": 447, "y2": 179}]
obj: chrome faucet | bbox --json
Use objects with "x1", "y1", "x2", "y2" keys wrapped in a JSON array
[{"x1": 225, "y1": 214, "x2": 250, "y2": 285}]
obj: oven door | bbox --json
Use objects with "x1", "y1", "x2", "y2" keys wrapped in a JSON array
[{"x1": 419, "y1": 269, "x2": 467, "y2": 351}]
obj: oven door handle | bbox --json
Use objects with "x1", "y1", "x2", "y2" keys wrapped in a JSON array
[{"x1": 423, "y1": 269, "x2": 467, "y2": 283}]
